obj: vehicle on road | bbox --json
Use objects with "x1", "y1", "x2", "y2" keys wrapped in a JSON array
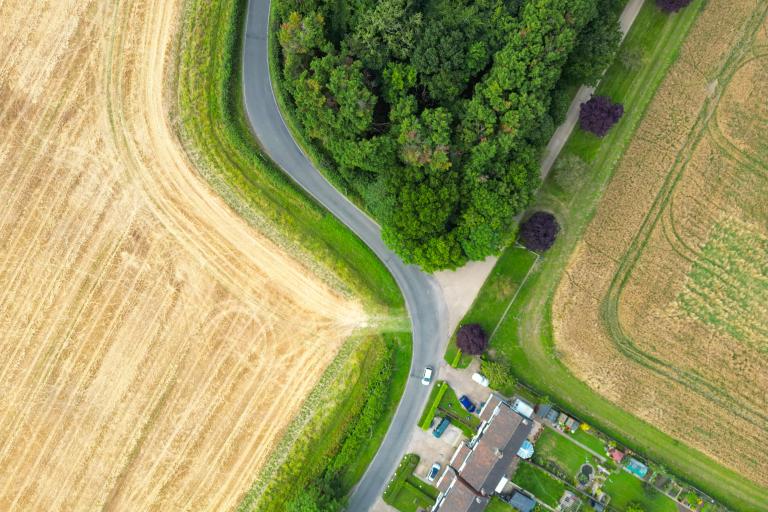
[
  {"x1": 421, "y1": 366, "x2": 433, "y2": 386},
  {"x1": 433, "y1": 417, "x2": 450, "y2": 438},
  {"x1": 427, "y1": 463, "x2": 441, "y2": 482},
  {"x1": 459, "y1": 395, "x2": 476, "y2": 413},
  {"x1": 471, "y1": 372, "x2": 490, "y2": 387}
]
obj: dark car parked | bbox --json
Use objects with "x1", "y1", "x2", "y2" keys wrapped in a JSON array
[{"x1": 459, "y1": 395, "x2": 476, "y2": 413}]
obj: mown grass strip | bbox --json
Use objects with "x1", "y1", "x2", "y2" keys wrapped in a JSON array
[{"x1": 444, "y1": 246, "x2": 538, "y2": 368}]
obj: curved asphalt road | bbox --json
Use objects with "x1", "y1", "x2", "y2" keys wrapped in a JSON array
[{"x1": 242, "y1": 2, "x2": 449, "y2": 510}]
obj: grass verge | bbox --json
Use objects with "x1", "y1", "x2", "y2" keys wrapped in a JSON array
[
  {"x1": 173, "y1": 0, "x2": 409, "y2": 509},
  {"x1": 444, "y1": 246, "x2": 538, "y2": 368},
  {"x1": 464, "y1": 1, "x2": 768, "y2": 510}
]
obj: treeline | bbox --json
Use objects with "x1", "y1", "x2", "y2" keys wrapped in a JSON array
[
  {"x1": 274, "y1": 0, "x2": 623, "y2": 270},
  {"x1": 283, "y1": 341, "x2": 395, "y2": 512}
]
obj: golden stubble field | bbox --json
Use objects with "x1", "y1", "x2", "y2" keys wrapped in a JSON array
[
  {"x1": 0, "y1": 0, "x2": 365, "y2": 510},
  {"x1": 554, "y1": 0, "x2": 768, "y2": 485}
]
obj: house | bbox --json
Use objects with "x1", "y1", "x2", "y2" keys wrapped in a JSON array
[
  {"x1": 509, "y1": 491, "x2": 536, "y2": 512},
  {"x1": 557, "y1": 412, "x2": 569, "y2": 425},
  {"x1": 433, "y1": 394, "x2": 533, "y2": 512},
  {"x1": 609, "y1": 448, "x2": 625, "y2": 464}
]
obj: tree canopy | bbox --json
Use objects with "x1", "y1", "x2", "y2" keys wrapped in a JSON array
[
  {"x1": 579, "y1": 95, "x2": 624, "y2": 137},
  {"x1": 519, "y1": 211, "x2": 560, "y2": 252},
  {"x1": 456, "y1": 323, "x2": 488, "y2": 355},
  {"x1": 656, "y1": 0, "x2": 692, "y2": 13},
  {"x1": 275, "y1": 0, "x2": 622, "y2": 270}
]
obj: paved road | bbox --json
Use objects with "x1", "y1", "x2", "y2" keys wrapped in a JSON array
[
  {"x1": 241, "y1": 0, "x2": 646, "y2": 509},
  {"x1": 242, "y1": 2, "x2": 449, "y2": 510}
]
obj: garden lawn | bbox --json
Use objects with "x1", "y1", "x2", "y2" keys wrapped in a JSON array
[
  {"x1": 486, "y1": 496, "x2": 515, "y2": 512},
  {"x1": 453, "y1": 1, "x2": 768, "y2": 510},
  {"x1": 512, "y1": 462, "x2": 566, "y2": 508},
  {"x1": 383, "y1": 454, "x2": 438, "y2": 512},
  {"x1": 444, "y1": 246, "x2": 538, "y2": 367},
  {"x1": 533, "y1": 427, "x2": 595, "y2": 477},
  {"x1": 570, "y1": 428, "x2": 607, "y2": 455},
  {"x1": 602, "y1": 471, "x2": 677, "y2": 512}
]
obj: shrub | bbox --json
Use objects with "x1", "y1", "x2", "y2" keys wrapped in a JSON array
[
  {"x1": 579, "y1": 95, "x2": 624, "y2": 137},
  {"x1": 480, "y1": 357, "x2": 516, "y2": 394},
  {"x1": 456, "y1": 324, "x2": 487, "y2": 355},
  {"x1": 656, "y1": 0, "x2": 692, "y2": 13},
  {"x1": 519, "y1": 212, "x2": 560, "y2": 252}
]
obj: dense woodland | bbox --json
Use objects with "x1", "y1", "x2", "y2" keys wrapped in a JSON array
[{"x1": 275, "y1": 0, "x2": 623, "y2": 271}]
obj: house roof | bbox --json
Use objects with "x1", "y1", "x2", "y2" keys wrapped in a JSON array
[
  {"x1": 509, "y1": 491, "x2": 536, "y2": 512},
  {"x1": 461, "y1": 405, "x2": 530, "y2": 494},
  {"x1": 434, "y1": 400, "x2": 533, "y2": 512},
  {"x1": 434, "y1": 476, "x2": 488, "y2": 512},
  {"x1": 609, "y1": 448, "x2": 625, "y2": 463},
  {"x1": 478, "y1": 393, "x2": 503, "y2": 422}
]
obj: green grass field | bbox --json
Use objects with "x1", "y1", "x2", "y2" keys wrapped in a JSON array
[
  {"x1": 512, "y1": 462, "x2": 566, "y2": 508},
  {"x1": 452, "y1": 1, "x2": 768, "y2": 510},
  {"x1": 174, "y1": 0, "x2": 411, "y2": 509},
  {"x1": 570, "y1": 428, "x2": 607, "y2": 455},
  {"x1": 602, "y1": 471, "x2": 677, "y2": 512},
  {"x1": 444, "y1": 246, "x2": 538, "y2": 368}
]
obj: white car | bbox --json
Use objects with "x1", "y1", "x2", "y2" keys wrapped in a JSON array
[
  {"x1": 427, "y1": 462, "x2": 441, "y2": 482},
  {"x1": 421, "y1": 366, "x2": 433, "y2": 385},
  {"x1": 471, "y1": 372, "x2": 490, "y2": 387}
]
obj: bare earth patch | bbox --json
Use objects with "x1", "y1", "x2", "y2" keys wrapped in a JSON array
[
  {"x1": 553, "y1": 0, "x2": 768, "y2": 486},
  {"x1": 0, "y1": 1, "x2": 364, "y2": 510}
]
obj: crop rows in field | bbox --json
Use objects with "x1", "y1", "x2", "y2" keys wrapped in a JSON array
[
  {"x1": 553, "y1": 0, "x2": 768, "y2": 486},
  {"x1": 0, "y1": 1, "x2": 361, "y2": 510}
]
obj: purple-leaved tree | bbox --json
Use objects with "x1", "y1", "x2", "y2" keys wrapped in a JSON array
[
  {"x1": 579, "y1": 95, "x2": 624, "y2": 137},
  {"x1": 519, "y1": 212, "x2": 560, "y2": 252},
  {"x1": 656, "y1": 0, "x2": 693, "y2": 13},
  {"x1": 456, "y1": 324, "x2": 488, "y2": 355}
]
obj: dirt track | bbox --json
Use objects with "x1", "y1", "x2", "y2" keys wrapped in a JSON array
[{"x1": 0, "y1": 1, "x2": 364, "y2": 510}]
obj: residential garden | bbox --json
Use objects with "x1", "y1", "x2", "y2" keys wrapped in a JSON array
[
  {"x1": 418, "y1": 381, "x2": 481, "y2": 437},
  {"x1": 383, "y1": 454, "x2": 439, "y2": 512}
]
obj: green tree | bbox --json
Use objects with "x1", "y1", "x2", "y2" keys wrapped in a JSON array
[
  {"x1": 350, "y1": 0, "x2": 422, "y2": 70},
  {"x1": 480, "y1": 357, "x2": 516, "y2": 394}
]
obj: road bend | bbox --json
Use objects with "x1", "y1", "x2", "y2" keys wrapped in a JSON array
[{"x1": 242, "y1": 1, "x2": 449, "y2": 510}]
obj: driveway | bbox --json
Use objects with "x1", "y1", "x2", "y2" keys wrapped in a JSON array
[{"x1": 440, "y1": 359, "x2": 492, "y2": 406}]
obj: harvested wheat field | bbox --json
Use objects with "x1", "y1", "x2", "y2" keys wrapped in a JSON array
[
  {"x1": 0, "y1": 0, "x2": 365, "y2": 510},
  {"x1": 554, "y1": 0, "x2": 768, "y2": 487}
]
